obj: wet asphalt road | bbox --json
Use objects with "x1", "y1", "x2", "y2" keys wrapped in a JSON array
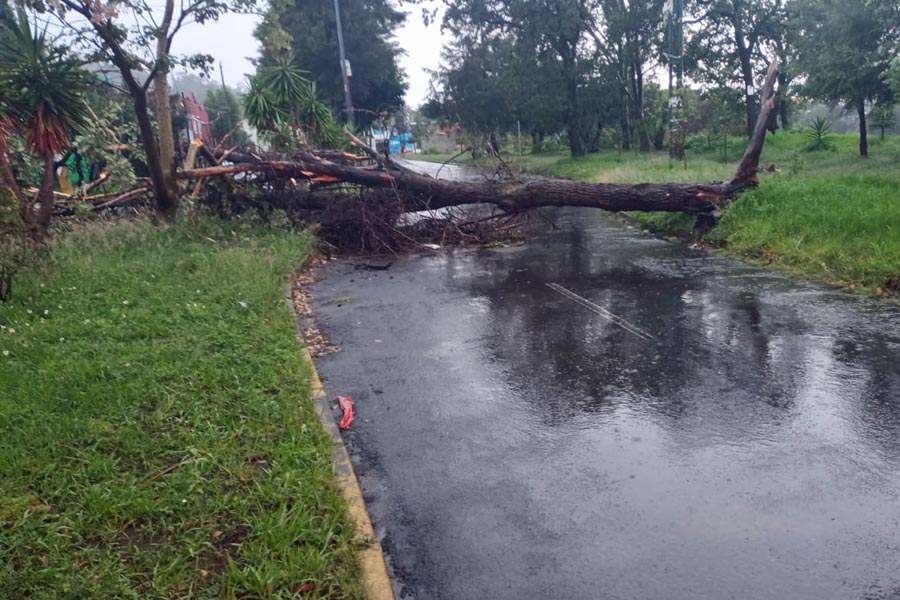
[{"x1": 310, "y1": 163, "x2": 900, "y2": 600}]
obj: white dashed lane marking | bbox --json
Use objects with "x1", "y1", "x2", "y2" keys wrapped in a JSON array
[{"x1": 546, "y1": 283, "x2": 657, "y2": 341}]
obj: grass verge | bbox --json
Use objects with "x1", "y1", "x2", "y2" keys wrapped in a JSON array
[
  {"x1": 0, "y1": 218, "x2": 362, "y2": 599},
  {"x1": 509, "y1": 132, "x2": 900, "y2": 295}
]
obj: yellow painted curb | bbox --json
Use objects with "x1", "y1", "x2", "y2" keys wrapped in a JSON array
[{"x1": 301, "y1": 345, "x2": 395, "y2": 600}]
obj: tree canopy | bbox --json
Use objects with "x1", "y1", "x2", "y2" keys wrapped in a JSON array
[{"x1": 257, "y1": 0, "x2": 407, "y2": 128}]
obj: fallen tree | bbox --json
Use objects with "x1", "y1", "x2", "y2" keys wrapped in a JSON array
[
  {"x1": 179, "y1": 62, "x2": 778, "y2": 213},
  {"x1": 67, "y1": 63, "x2": 779, "y2": 250}
]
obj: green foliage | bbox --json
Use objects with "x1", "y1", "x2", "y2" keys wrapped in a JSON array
[
  {"x1": 245, "y1": 57, "x2": 344, "y2": 150},
  {"x1": 73, "y1": 101, "x2": 140, "y2": 191},
  {"x1": 520, "y1": 131, "x2": 900, "y2": 294},
  {"x1": 870, "y1": 105, "x2": 896, "y2": 138},
  {"x1": 793, "y1": 0, "x2": 898, "y2": 155},
  {"x1": 804, "y1": 116, "x2": 836, "y2": 151},
  {"x1": 0, "y1": 13, "x2": 90, "y2": 156},
  {"x1": 0, "y1": 231, "x2": 40, "y2": 302},
  {"x1": 205, "y1": 87, "x2": 248, "y2": 144},
  {"x1": 711, "y1": 175, "x2": 900, "y2": 291},
  {"x1": 0, "y1": 219, "x2": 363, "y2": 596},
  {"x1": 258, "y1": 0, "x2": 407, "y2": 127}
]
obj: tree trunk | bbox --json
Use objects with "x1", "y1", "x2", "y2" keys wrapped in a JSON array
[
  {"x1": 184, "y1": 63, "x2": 781, "y2": 218},
  {"x1": 633, "y1": 62, "x2": 651, "y2": 152},
  {"x1": 531, "y1": 131, "x2": 544, "y2": 154},
  {"x1": 620, "y1": 91, "x2": 632, "y2": 151},
  {"x1": 777, "y1": 71, "x2": 789, "y2": 130},
  {"x1": 566, "y1": 76, "x2": 586, "y2": 157},
  {"x1": 134, "y1": 84, "x2": 179, "y2": 219},
  {"x1": 85, "y1": 19, "x2": 180, "y2": 221},
  {"x1": 733, "y1": 11, "x2": 757, "y2": 139},
  {"x1": 152, "y1": 0, "x2": 179, "y2": 219},
  {"x1": 857, "y1": 98, "x2": 868, "y2": 158},
  {"x1": 568, "y1": 122, "x2": 587, "y2": 157}
]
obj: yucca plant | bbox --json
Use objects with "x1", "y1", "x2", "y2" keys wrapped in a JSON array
[
  {"x1": 0, "y1": 13, "x2": 89, "y2": 242},
  {"x1": 245, "y1": 54, "x2": 347, "y2": 151},
  {"x1": 804, "y1": 116, "x2": 836, "y2": 152}
]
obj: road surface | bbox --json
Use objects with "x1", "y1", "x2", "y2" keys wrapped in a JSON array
[{"x1": 310, "y1": 163, "x2": 900, "y2": 600}]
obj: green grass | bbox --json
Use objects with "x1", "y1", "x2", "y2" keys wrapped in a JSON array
[
  {"x1": 0, "y1": 219, "x2": 362, "y2": 599},
  {"x1": 508, "y1": 131, "x2": 900, "y2": 293}
]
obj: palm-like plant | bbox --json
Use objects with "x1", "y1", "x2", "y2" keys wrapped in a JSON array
[
  {"x1": 804, "y1": 116, "x2": 836, "y2": 152},
  {"x1": 244, "y1": 55, "x2": 346, "y2": 151},
  {"x1": 0, "y1": 14, "x2": 89, "y2": 242},
  {"x1": 243, "y1": 76, "x2": 288, "y2": 131}
]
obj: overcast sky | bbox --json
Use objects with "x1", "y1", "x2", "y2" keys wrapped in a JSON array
[{"x1": 173, "y1": 2, "x2": 446, "y2": 107}]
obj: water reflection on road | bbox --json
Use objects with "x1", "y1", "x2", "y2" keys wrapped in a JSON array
[{"x1": 311, "y1": 162, "x2": 900, "y2": 600}]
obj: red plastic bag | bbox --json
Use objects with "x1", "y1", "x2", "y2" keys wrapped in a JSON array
[{"x1": 337, "y1": 396, "x2": 355, "y2": 430}]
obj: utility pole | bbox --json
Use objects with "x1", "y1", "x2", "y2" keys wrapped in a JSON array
[
  {"x1": 333, "y1": 0, "x2": 354, "y2": 127},
  {"x1": 666, "y1": 0, "x2": 685, "y2": 160}
]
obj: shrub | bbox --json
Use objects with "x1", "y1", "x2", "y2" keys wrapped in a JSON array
[{"x1": 804, "y1": 116, "x2": 836, "y2": 151}]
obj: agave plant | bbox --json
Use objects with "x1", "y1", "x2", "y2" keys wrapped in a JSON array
[
  {"x1": 0, "y1": 13, "x2": 89, "y2": 241},
  {"x1": 804, "y1": 116, "x2": 835, "y2": 152}
]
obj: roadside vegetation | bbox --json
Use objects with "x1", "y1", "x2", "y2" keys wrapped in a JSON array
[
  {"x1": 0, "y1": 219, "x2": 362, "y2": 598},
  {"x1": 461, "y1": 131, "x2": 900, "y2": 296}
]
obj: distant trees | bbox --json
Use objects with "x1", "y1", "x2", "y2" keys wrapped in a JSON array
[
  {"x1": 687, "y1": 0, "x2": 786, "y2": 138},
  {"x1": 435, "y1": 0, "x2": 632, "y2": 156},
  {"x1": 257, "y1": 0, "x2": 407, "y2": 128},
  {"x1": 205, "y1": 88, "x2": 248, "y2": 145},
  {"x1": 428, "y1": 0, "x2": 900, "y2": 158},
  {"x1": 792, "y1": 0, "x2": 899, "y2": 157}
]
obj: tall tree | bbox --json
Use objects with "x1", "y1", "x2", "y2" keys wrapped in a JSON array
[
  {"x1": 439, "y1": 0, "x2": 612, "y2": 156},
  {"x1": 688, "y1": 0, "x2": 785, "y2": 138},
  {"x1": 793, "y1": 0, "x2": 900, "y2": 157},
  {"x1": 595, "y1": 0, "x2": 665, "y2": 151},
  {"x1": 258, "y1": 0, "x2": 407, "y2": 128}
]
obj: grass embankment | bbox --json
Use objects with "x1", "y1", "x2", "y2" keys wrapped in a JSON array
[
  {"x1": 510, "y1": 132, "x2": 900, "y2": 294},
  {"x1": 0, "y1": 220, "x2": 361, "y2": 598}
]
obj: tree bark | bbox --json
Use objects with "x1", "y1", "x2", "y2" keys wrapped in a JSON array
[
  {"x1": 777, "y1": 71, "x2": 789, "y2": 130},
  {"x1": 80, "y1": 15, "x2": 179, "y2": 221},
  {"x1": 184, "y1": 63, "x2": 781, "y2": 219},
  {"x1": 732, "y1": 5, "x2": 757, "y2": 138},
  {"x1": 857, "y1": 98, "x2": 868, "y2": 158},
  {"x1": 632, "y1": 61, "x2": 650, "y2": 152},
  {"x1": 152, "y1": 0, "x2": 179, "y2": 218}
]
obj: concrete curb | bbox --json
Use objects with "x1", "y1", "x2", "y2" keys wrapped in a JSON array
[{"x1": 301, "y1": 345, "x2": 395, "y2": 600}]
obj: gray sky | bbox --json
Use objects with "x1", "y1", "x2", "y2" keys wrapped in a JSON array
[{"x1": 173, "y1": 2, "x2": 445, "y2": 107}]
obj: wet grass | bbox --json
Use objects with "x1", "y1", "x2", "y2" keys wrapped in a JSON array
[
  {"x1": 0, "y1": 219, "x2": 362, "y2": 598},
  {"x1": 513, "y1": 132, "x2": 900, "y2": 294}
]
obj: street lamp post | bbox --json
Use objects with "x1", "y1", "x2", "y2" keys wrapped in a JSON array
[{"x1": 333, "y1": 0, "x2": 354, "y2": 127}]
